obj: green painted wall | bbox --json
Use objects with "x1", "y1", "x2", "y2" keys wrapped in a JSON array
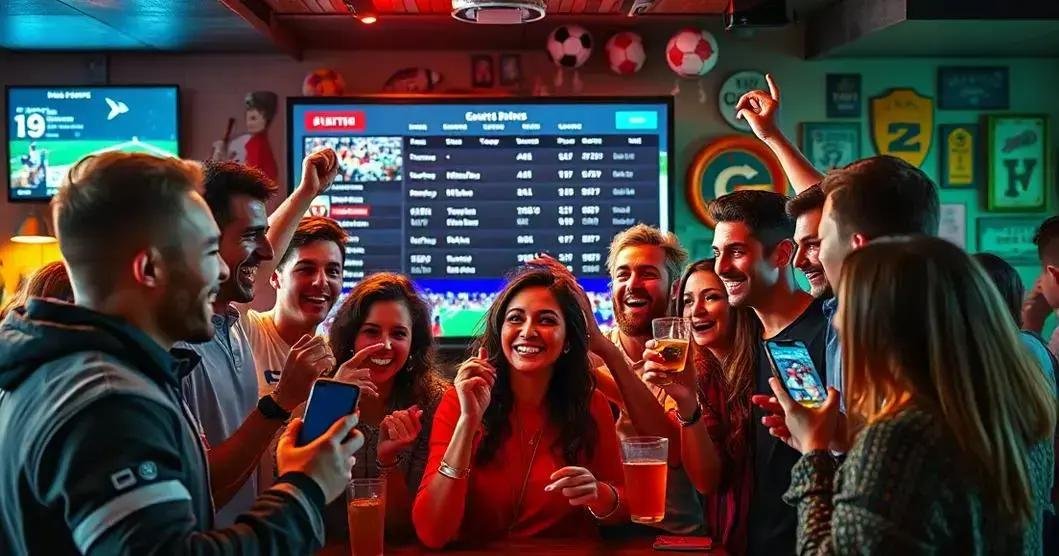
[{"x1": 660, "y1": 43, "x2": 1058, "y2": 327}]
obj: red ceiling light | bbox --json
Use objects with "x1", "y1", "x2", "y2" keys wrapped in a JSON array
[{"x1": 342, "y1": 0, "x2": 379, "y2": 24}]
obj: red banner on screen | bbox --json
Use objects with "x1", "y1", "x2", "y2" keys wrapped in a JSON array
[
  {"x1": 331, "y1": 205, "x2": 371, "y2": 218},
  {"x1": 304, "y1": 111, "x2": 366, "y2": 132}
]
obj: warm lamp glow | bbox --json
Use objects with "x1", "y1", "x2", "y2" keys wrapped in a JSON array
[
  {"x1": 11, "y1": 213, "x2": 56, "y2": 244},
  {"x1": 360, "y1": 14, "x2": 378, "y2": 24}
]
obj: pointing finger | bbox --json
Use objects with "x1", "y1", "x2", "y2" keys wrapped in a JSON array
[{"x1": 766, "y1": 73, "x2": 780, "y2": 101}]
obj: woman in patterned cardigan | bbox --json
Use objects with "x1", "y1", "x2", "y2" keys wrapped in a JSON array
[{"x1": 764, "y1": 236, "x2": 1055, "y2": 553}]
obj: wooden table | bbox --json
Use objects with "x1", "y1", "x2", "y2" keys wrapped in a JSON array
[{"x1": 321, "y1": 537, "x2": 726, "y2": 555}]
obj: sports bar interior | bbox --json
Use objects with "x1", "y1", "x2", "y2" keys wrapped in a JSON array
[{"x1": 1, "y1": 1, "x2": 1059, "y2": 555}]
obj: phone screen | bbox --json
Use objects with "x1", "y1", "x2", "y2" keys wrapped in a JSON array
[
  {"x1": 298, "y1": 379, "x2": 361, "y2": 447},
  {"x1": 765, "y1": 340, "x2": 827, "y2": 407}
]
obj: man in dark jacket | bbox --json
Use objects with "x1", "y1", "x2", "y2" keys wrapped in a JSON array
[{"x1": 0, "y1": 152, "x2": 362, "y2": 555}]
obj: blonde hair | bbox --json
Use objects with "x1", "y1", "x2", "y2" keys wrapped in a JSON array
[
  {"x1": 606, "y1": 224, "x2": 688, "y2": 285},
  {"x1": 839, "y1": 235, "x2": 1056, "y2": 523}
]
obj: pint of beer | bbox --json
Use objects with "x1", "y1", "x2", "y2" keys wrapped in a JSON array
[
  {"x1": 652, "y1": 317, "x2": 691, "y2": 373},
  {"x1": 620, "y1": 437, "x2": 668, "y2": 524},
  {"x1": 347, "y1": 478, "x2": 385, "y2": 556}
]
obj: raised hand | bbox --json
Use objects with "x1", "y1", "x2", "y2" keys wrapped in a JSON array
[
  {"x1": 334, "y1": 342, "x2": 386, "y2": 399},
  {"x1": 641, "y1": 339, "x2": 697, "y2": 411},
  {"x1": 735, "y1": 73, "x2": 782, "y2": 143},
  {"x1": 300, "y1": 147, "x2": 340, "y2": 196},
  {"x1": 274, "y1": 335, "x2": 335, "y2": 411},
  {"x1": 277, "y1": 414, "x2": 363, "y2": 503},
  {"x1": 454, "y1": 348, "x2": 496, "y2": 424},
  {"x1": 377, "y1": 405, "x2": 424, "y2": 465}
]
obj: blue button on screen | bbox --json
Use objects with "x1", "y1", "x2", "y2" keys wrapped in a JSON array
[{"x1": 615, "y1": 111, "x2": 658, "y2": 130}]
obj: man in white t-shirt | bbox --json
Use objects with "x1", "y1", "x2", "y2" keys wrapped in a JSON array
[{"x1": 241, "y1": 216, "x2": 348, "y2": 397}]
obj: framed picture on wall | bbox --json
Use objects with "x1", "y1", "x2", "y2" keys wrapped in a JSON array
[
  {"x1": 471, "y1": 54, "x2": 495, "y2": 88},
  {"x1": 977, "y1": 217, "x2": 1040, "y2": 265},
  {"x1": 499, "y1": 54, "x2": 522, "y2": 86},
  {"x1": 800, "y1": 122, "x2": 860, "y2": 172},
  {"x1": 937, "y1": 66, "x2": 1009, "y2": 110},
  {"x1": 825, "y1": 74, "x2": 861, "y2": 118},
  {"x1": 986, "y1": 114, "x2": 1049, "y2": 212},
  {"x1": 938, "y1": 203, "x2": 967, "y2": 249},
  {"x1": 938, "y1": 123, "x2": 980, "y2": 189}
]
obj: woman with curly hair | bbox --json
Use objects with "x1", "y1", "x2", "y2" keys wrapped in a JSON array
[
  {"x1": 327, "y1": 272, "x2": 449, "y2": 540},
  {"x1": 412, "y1": 266, "x2": 627, "y2": 549}
]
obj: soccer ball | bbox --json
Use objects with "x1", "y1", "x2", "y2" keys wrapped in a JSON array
[
  {"x1": 666, "y1": 29, "x2": 719, "y2": 78},
  {"x1": 302, "y1": 68, "x2": 346, "y2": 96},
  {"x1": 605, "y1": 32, "x2": 645, "y2": 75},
  {"x1": 546, "y1": 25, "x2": 593, "y2": 69}
]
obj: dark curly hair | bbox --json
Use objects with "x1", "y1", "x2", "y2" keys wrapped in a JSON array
[
  {"x1": 328, "y1": 273, "x2": 439, "y2": 408},
  {"x1": 474, "y1": 267, "x2": 597, "y2": 466}
]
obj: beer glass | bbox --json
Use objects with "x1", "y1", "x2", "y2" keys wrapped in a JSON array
[
  {"x1": 651, "y1": 317, "x2": 691, "y2": 373},
  {"x1": 347, "y1": 478, "x2": 385, "y2": 556},
  {"x1": 620, "y1": 437, "x2": 668, "y2": 524}
]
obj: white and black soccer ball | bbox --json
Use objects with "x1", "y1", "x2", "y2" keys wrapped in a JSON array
[{"x1": 546, "y1": 25, "x2": 593, "y2": 69}]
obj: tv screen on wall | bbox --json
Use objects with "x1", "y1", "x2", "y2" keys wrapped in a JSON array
[
  {"x1": 288, "y1": 96, "x2": 674, "y2": 338},
  {"x1": 6, "y1": 85, "x2": 180, "y2": 202}
]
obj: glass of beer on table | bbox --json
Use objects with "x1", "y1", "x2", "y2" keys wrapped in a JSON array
[
  {"x1": 651, "y1": 317, "x2": 691, "y2": 373},
  {"x1": 347, "y1": 478, "x2": 385, "y2": 556},
  {"x1": 620, "y1": 437, "x2": 668, "y2": 524}
]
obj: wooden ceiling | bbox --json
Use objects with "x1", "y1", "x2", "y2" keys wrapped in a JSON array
[{"x1": 263, "y1": 0, "x2": 729, "y2": 15}]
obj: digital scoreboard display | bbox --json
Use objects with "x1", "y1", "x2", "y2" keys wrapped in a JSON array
[
  {"x1": 288, "y1": 97, "x2": 673, "y2": 337},
  {"x1": 6, "y1": 85, "x2": 180, "y2": 201}
]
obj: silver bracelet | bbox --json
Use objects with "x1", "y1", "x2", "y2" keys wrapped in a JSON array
[
  {"x1": 587, "y1": 482, "x2": 621, "y2": 520},
  {"x1": 438, "y1": 460, "x2": 469, "y2": 480}
]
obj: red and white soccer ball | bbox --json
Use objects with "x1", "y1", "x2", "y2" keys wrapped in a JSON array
[
  {"x1": 546, "y1": 25, "x2": 593, "y2": 69},
  {"x1": 665, "y1": 29, "x2": 719, "y2": 78},
  {"x1": 302, "y1": 68, "x2": 346, "y2": 96},
  {"x1": 605, "y1": 32, "x2": 646, "y2": 75}
]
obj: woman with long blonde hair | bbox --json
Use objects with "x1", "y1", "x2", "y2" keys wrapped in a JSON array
[{"x1": 768, "y1": 235, "x2": 1055, "y2": 552}]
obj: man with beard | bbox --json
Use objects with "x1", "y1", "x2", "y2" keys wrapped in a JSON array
[
  {"x1": 0, "y1": 152, "x2": 363, "y2": 554},
  {"x1": 784, "y1": 185, "x2": 831, "y2": 299},
  {"x1": 181, "y1": 150, "x2": 347, "y2": 525},
  {"x1": 592, "y1": 224, "x2": 707, "y2": 535},
  {"x1": 710, "y1": 190, "x2": 830, "y2": 555}
]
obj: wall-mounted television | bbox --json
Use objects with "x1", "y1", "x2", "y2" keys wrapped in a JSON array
[
  {"x1": 288, "y1": 96, "x2": 674, "y2": 338},
  {"x1": 6, "y1": 85, "x2": 180, "y2": 202}
]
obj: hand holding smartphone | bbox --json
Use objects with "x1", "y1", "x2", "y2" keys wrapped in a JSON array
[
  {"x1": 763, "y1": 340, "x2": 827, "y2": 408},
  {"x1": 297, "y1": 378, "x2": 362, "y2": 447}
]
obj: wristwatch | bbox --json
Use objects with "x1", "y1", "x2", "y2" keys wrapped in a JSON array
[{"x1": 257, "y1": 394, "x2": 291, "y2": 421}]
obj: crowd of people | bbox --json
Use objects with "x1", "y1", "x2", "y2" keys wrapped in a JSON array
[{"x1": 0, "y1": 75, "x2": 1056, "y2": 555}]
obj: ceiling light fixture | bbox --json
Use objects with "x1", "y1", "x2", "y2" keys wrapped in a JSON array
[{"x1": 451, "y1": 0, "x2": 546, "y2": 24}]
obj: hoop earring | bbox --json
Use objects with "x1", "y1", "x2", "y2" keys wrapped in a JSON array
[{"x1": 562, "y1": 344, "x2": 570, "y2": 354}]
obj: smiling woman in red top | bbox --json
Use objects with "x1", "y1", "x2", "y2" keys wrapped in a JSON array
[{"x1": 413, "y1": 267, "x2": 627, "y2": 548}]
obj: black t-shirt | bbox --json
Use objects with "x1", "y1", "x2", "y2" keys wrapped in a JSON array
[{"x1": 747, "y1": 296, "x2": 829, "y2": 555}]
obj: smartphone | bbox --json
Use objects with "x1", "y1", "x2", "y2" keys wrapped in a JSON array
[
  {"x1": 653, "y1": 535, "x2": 713, "y2": 552},
  {"x1": 297, "y1": 379, "x2": 361, "y2": 447},
  {"x1": 764, "y1": 340, "x2": 827, "y2": 408}
]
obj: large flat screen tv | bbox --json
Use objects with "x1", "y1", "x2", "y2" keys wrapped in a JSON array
[
  {"x1": 6, "y1": 85, "x2": 180, "y2": 201},
  {"x1": 288, "y1": 96, "x2": 673, "y2": 338}
]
